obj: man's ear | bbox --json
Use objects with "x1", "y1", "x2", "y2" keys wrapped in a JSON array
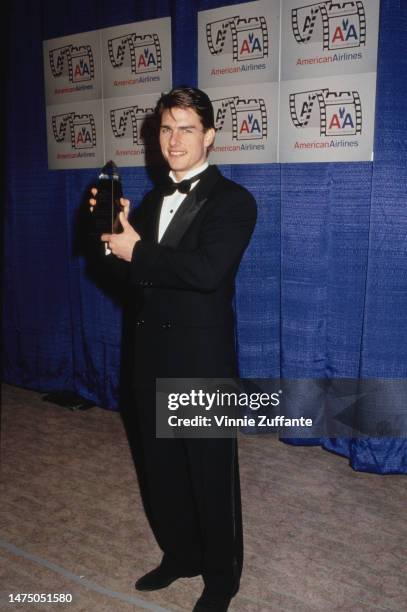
[{"x1": 204, "y1": 127, "x2": 216, "y2": 149}]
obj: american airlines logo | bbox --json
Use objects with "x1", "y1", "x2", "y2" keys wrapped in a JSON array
[
  {"x1": 107, "y1": 33, "x2": 162, "y2": 74},
  {"x1": 290, "y1": 88, "x2": 362, "y2": 136},
  {"x1": 206, "y1": 16, "x2": 268, "y2": 61},
  {"x1": 52, "y1": 113, "x2": 97, "y2": 148},
  {"x1": 213, "y1": 97, "x2": 268, "y2": 141},
  {"x1": 49, "y1": 45, "x2": 95, "y2": 82},
  {"x1": 292, "y1": 1, "x2": 367, "y2": 51},
  {"x1": 110, "y1": 105, "x2": 155, "y2": 145}
]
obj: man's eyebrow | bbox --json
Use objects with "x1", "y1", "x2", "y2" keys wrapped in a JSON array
[{"x1": 160, "y1": 124, "x2": 198, "y2": 129}]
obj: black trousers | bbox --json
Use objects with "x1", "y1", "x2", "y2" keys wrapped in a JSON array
[{"x1": 124, "y1": 387, "x2": 243, "y2": 598}]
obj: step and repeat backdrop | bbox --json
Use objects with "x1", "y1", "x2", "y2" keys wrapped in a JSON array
[
  {"x1": 44, "y1": 17, "x2": 172, "y2": 169},
  {"x1": 43, "y1": 0, "x2": 380, "y2": 168}
]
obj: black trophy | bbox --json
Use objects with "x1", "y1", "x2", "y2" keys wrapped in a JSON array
[{"x1": 89, "y1": 161, "x2": 123, "y2": 240}]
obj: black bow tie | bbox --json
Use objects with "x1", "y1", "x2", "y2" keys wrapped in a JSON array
[
  {"x1": 163, "y1": 178, "x2": 192, "y2": 196},
  {"x1": 162, "y1": 169, "x2": 207, "y2": 196}
]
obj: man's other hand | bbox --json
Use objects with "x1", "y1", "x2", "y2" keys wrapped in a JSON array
[{"x1": 101, "y1": 213, "x2": 141, "y2": 261}]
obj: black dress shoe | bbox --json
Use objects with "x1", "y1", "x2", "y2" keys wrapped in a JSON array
[
  {"x1": 192, "y1": 589, "x2": 232, "y2": 612},
  {"x1": 135, "y1": 566, "x2": 181, "y2": 591}
]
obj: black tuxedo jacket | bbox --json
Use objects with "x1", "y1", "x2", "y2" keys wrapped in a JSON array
[{"x1": 112, "y1": 165, "x2": 256, "y2": 386}]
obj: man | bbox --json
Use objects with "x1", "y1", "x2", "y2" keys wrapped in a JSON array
[{"x1": 91, "y1": 87, "x2": 256, "y2": 611}]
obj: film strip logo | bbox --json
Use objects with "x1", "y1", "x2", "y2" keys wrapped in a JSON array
[
  {"x1": 292, "y1": 1, "x2": 366, "y2": 50},
  {"x1": 108, "y1": 33, "x2": 162, "y2": 74},
  {"x1": 289, "y1": 89, "x2": 362, "y2": 136},
  {"x1": 110, "y1": 105, "x2": 155, "y2": 145},
  {"x1": 212, "y1": 97, "x2": 267, "y2": 141},
  {"x1": 206, "y1": 16, "x2": 268, "y2": 61},
  {"x1": 52, "y1": 112, "x2": 96, "y2": 149},
  {"x1": 49, "y1": 45, "x2": 95, "y2": 82}
]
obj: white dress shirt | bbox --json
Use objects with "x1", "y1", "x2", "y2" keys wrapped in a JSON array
[{"x1": 158, "y1": 162, "x2": 209, "y2": 242}]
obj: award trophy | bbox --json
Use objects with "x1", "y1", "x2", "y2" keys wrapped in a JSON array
[{"x1": 89, "y1": 161, "x2": 123, "y2": 254}]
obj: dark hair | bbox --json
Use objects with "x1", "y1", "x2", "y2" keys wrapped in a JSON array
[{"x1": 155, "y1": 86, "x2": 215, "y2": 131}]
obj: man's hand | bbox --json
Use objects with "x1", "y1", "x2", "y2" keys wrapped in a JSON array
[{"x1": 101, "y1": 212, "x2": 141, "y2": 261}]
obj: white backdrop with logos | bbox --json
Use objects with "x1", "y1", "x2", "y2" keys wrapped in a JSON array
[
  {"x1": 198, "y1": 0, "x2": 380, "y2": 164},
  {"x1": 43, "y1": 17, "x2": 172, "y2": 169}
]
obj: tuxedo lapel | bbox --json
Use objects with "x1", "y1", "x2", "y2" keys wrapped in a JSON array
[
  {"x1": 136, "y1": 188, "x2": 165, "y2": 242},
  {"x1": 159, "y1": 166, "x2": 222, "y2": 248}
]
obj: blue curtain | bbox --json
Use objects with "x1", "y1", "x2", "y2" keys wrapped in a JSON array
[{"x1": 3, "y1": 0, "x2": 407, "y2": 473}]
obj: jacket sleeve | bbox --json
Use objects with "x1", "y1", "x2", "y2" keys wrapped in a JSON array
[{"x1": 129, "y1": 189, "x2": 257, "y2": 292}]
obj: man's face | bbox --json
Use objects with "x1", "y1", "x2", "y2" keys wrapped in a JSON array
[{"x1": 159, "y1": 106, "x2": 215, "y2": 180}]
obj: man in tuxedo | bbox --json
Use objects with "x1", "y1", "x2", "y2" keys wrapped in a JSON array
[{"x1": 92, "y1": 87, "x2": 256, "y2": 612}]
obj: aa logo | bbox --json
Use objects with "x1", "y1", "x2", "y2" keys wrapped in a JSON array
[
  {"x1": 290, "y1": 89, "x2": 362, "y2": 136},
  {"x1": 108, "y1": 34, "x2": 162, "y2": 74},
  {"x1": 52, "y1": 113, "x2": 96, "y2": 149},
  {"x1": 110, "y1": 105, "x2": 154, "y2": 145},
  {"x1": 206, "y1": 16, "x2": 268, "y2": 61},
  {"x1": 49, "y1": 45, "x2": 95, "y2": 83},
  {"x1": 212, "y1": 97, "x2": 267, "y2": 141},
  {"x1": 292, "y1": 1, "x2": 367, "y2": 51}
]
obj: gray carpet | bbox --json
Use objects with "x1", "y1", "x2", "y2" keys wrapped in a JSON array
[{"x1": 1, "y1": 384, "x2": 406, "y2": 611}]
